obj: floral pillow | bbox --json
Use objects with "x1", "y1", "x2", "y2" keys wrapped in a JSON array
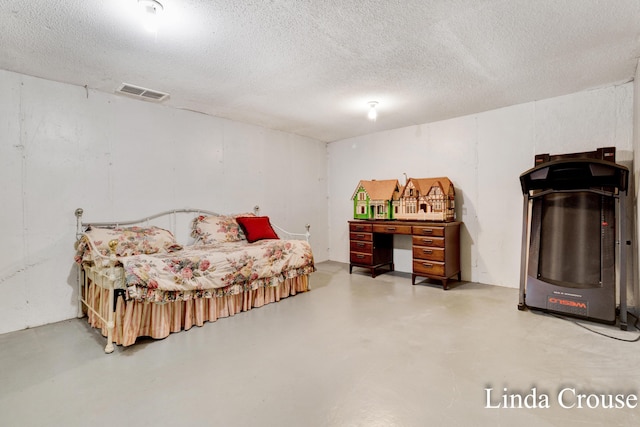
[
  {"x1": 75, "y1": 226, "x2": 182, "y2": 263},
  {"x1": 191, "y1": 213, "x2": 255, "y2": 245}
]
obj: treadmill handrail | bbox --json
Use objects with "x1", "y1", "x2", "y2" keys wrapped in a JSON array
[{"x1": 526, "y1": 188, "x2": 619, "y2": 199}]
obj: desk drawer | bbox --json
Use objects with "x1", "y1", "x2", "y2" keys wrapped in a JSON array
[
  {"x1": 413, "y1": 246, "x2": 445, "y2": 262},
  {"x1": 349, "y1": 223, "x2": 372, "y2": 232},
  {"x1": 349, "y1": 232, "x2": 372, "y2": 242},
  {"x1": 412, "y1": 226, "x2": 445, "y2": 237},
  {"x1": 372, "y1": 224, "x2": 412, "y2": 234},
  {"x1": 350, "y1": 252, "x2": 372, "y2": 265},
  {"x1": 350, "y1": 241, "x2": 373, "y2": 253},
  {"x1": 412, "y1": 236, "x2": 445, "y2": 248},
  {"x1": 413, "y1": 260, "x2": 445, "y2": 277}
]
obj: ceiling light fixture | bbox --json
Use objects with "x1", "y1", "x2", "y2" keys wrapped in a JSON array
[
  {"x1": 367, "y1": 101, "x2": 378, "y2": 121},
  {"x1": 138, "y1": 0, "x2": 164, "y2": 33}
]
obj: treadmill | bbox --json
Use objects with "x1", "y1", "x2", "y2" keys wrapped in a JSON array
[{"x1": 518, "y1": 147, "x2": 629, "y2": 329}]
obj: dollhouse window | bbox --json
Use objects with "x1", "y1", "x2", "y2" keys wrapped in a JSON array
[{"x1": 358, "y1": 192, "x2": 366, "y2": 201}]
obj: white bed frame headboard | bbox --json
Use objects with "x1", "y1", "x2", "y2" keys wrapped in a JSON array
[{"x1": 74, "y1": 206, "x2": 311, "y2": 244}]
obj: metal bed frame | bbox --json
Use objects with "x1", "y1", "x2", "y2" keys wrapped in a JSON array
[{"x1": 74, "y1": 206, "x2": 310, "y2": 353}]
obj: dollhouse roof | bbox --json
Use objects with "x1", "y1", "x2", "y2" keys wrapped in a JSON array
[
  {"x1": 405, "y1": 177, "x2": 454, "y2": 197},
  {"x1": 352, "y1": 179, "x2": 401, "y2": 201}
]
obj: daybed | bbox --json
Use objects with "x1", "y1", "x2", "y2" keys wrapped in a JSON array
[{"x1": 74, "y1": 207, "x2": 315, "y2": 353}]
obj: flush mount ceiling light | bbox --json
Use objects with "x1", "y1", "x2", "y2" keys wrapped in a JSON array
[
  {"x1": 367, "y1": 101, "x2": 379, "y2": 121},
  {"x1": 138, "y1": 0, "x2": 164, "y2": 33}
]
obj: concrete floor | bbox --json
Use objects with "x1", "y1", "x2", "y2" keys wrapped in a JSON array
[{"x1": 1, "y1": 261, "x2": 639, "y2": 426}]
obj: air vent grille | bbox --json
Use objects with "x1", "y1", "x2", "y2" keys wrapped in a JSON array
[{"x1": 116, "y1": 83, "x2": 169, "y2": 102}]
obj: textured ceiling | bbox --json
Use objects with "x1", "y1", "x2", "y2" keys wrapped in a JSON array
[{"x1": 2, "y1": 0, "x2": 640, "y2": 142}]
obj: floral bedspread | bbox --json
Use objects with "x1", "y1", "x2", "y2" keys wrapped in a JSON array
[{"x1": 84, "y1": 240, "x2": 315, "y2": 303}]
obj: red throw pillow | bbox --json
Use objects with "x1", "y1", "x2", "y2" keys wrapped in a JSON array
[{"x1": 236, "y1": 216, "x2": 279, "y2": 243}]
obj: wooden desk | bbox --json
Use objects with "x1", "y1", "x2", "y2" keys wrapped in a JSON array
[{"x1": 348, "y1": 220, "x2": 462, "y2": 290}]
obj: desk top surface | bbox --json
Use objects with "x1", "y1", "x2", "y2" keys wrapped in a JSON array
[{"x1": 349, "y1": 219, "x2": 462, "y2": 227}]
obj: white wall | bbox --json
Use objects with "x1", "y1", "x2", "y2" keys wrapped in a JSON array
[
  {"x1": 0, "y1": 69, "x2": 634, "y2": 335},
  {"x1": 0, "y1": 69, "x2": 329, "y2": 334},
  {"x1": 633, "y1": 61, "x2": 640, "y2": 313},
  {"x1": 328, "y1": 83, "x2": 634, "y2": 288}
]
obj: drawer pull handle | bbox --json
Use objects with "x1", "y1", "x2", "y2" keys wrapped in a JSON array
[
  {"x1": 387, "y1": 227, "x2": 396, "y2": 231},
  {"x1": 357, "y1": 234, "x2": 365, "y2": 238},
  {"x1": 357, "y1": 243, "x2": 365, "y2": 247},
  {"x1": 356, "y1": 254, "x2": 365, "y2": 259},
  {"x1": 422, "y1": 229, "x2": 433, "y2": 234},
  {"x1": 423, "y1": 249, "x2": 432, "y2": 254},
  {"x1": 424, "y1": 239, "x2": 433, "y2": 244},
  {"x1": 422, "y1": 263, "x2": 433, "y2": 268}
]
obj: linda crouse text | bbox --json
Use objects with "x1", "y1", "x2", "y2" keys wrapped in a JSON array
[{"x1": 485, "y1": 387, "x2": 637, "y2": 409}]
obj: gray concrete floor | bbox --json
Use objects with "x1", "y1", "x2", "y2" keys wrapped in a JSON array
[{"x1": 1, "y1": 261, "x2": 639, "y2": 426}]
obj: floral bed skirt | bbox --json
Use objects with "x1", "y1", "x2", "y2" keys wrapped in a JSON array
[{"x1": 84, "y1": 275, "x2": 309, "y2": 347}]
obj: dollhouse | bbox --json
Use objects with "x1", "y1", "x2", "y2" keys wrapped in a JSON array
[
  {"x1": 395, "y1": 177, "x2": 455, "y2": 221},
  {"x1": 351, "y1": 179, "x2": 402, "y2": 220},
  {"x1": 352, "y1": 177, "x2": 455, "y2": 221}
]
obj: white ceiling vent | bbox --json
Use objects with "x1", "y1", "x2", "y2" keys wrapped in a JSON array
[{"x1": 116, "y1": 83, "x2": 169, "y2": 102}]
